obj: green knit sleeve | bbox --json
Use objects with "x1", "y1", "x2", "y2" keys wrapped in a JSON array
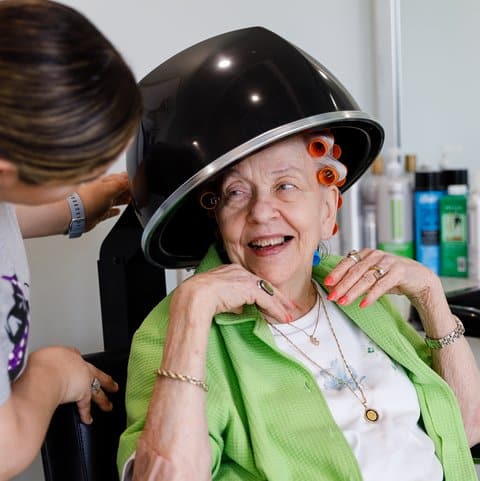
[
  {"x1": 116, "y1": 296, "x2": 171, "y2": 474},
  {"x1": 376, "y1": 295, "x2": 432, "y2": 366}
]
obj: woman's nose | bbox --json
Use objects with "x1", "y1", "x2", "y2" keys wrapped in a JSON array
[{"x1": 246, "y1": 193, "x2": 278, "y2": 223}]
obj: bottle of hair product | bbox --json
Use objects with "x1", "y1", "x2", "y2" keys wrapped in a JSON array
[
  {"x1": 360, "y1": 155, "x2": 383, "y2": 249},
  {"x1": 376, "y1": 150, "x2": 414, "y2": 258},
  {"x1": 404, "y1": 154, "x2": 417, "y2": 190},
  {"x1": 440, "y1": 170, "x2": 469, "y2": 277},
  {"x1": 414, "y1": 171, "x2": 444, "y2": 274},
  {"x1": 468, "y1": 171, "x2": 480, "y2": 280}
]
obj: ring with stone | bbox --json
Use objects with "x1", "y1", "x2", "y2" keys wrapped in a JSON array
[
  {"x1": 346, "y1": 249, "x2": 361, "y2": 264},
  {"x1": 91, "y1": 377, "x2": 101, "y2": 393},
  {"x1": 368, "y1": 264, "x2": 387, "y2": 280},
  {"x1": 257, "y1": 279, "x2": 274, "y2": 296}
]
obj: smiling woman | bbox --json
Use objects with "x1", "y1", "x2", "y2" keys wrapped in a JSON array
[{"x1": 118, "y1": 27, "x2": 480, "y2": 481}]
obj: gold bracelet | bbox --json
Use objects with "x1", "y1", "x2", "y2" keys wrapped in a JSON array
[{"x1": 156, "y1": 368, "x2": 208, "y2": 392}]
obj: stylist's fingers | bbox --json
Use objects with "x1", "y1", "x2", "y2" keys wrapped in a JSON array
[{"x1": 77, "y1": 364, "x2": 118, "y2": 423}]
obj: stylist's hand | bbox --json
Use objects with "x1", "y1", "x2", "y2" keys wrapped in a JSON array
[
  {"x1": 28, "y1": 346, "x2": 118, "y2": 424},
  {"x1": 77, "y1": 171, "x2": 131, "y2": 232},
  {"x1": 323, "y1": 248, "x2": 445, "y2": 314},
  {"x1": 173, "y1": 263, "x2": 297, "y2": 325}
]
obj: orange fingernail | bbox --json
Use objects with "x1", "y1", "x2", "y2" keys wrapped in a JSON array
[
  {"x1": 327, "y1": 291, "x2": 337, "y2": 301},
  {"x1": 359, "y1": 299, "x2": 369, "y2": 308},
  {"x1": 338, "y1": 296, "x2": 348, "y2": 305},
  {"x1": 324, "y1": 275, "x2": 334, "y2": 286}
]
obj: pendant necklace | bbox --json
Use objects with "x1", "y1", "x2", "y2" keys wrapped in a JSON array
[
  {"x1": 287, "y1": 292, "x2": 321, "y2": 345},
  {"x1": 267, "y1": 288, "x2": 379, "y2": 423}
]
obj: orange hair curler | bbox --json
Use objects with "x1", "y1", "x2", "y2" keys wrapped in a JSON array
[
  {"x1": 332, "y1": 223, "x2": 339, "y2": 235},
  {"x1": 199, "y1": 191, "x2": 219, "y2": 210},
  {"x1": 332, "y1": 144, "x2": 342, "y2": 159},
  {"x1": 317, "y1": 166, "x2": 339, "y2": 186},
  {"x1": 308, "y1": 136, "x2": 331, "y2": 158},
  {"x1": 337, "y1": 194, "x2": 343, "y2": 209}
]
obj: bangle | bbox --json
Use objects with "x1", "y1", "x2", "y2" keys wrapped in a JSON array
[
  {"x1": 65, "y1": 192, "x2": 86, "y2": 238},
  {"x1": 156, "y1": 368, "x2": 208, "y2": 392},
  {"x1": 424, "y1": 315, "x2": 465, "y2": 349}
]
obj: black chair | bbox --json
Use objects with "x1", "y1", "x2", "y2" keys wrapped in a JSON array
[{"x1": 41, "y1": 205, "x2": 166, "y2": 481}]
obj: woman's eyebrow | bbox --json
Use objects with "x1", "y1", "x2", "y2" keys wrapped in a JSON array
[{"x1": 270, "y1": 166, "x2": 303, "y2": 176}]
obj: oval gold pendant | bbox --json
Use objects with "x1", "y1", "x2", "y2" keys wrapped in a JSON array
[{"x1": 365, "y1": 408, "x2": 379, "y2": 423}]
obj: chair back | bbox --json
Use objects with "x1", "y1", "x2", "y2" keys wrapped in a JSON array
[{"x1": 41, "y1": 205, "x2": 166, "y2": 481}]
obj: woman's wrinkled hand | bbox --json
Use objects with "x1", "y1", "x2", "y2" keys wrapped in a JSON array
[
  {"x1": 323, "y1": 248, "x2": 445, "y2": 313},
  {"x1": 77, "y1": 171, "x2": 131, "y2": 232},
  {"x1": 172, "y1": 263, "x2": 297, "y2": 325},
  {"x1": 28, "y1": 346, "x2": 119, "y2": 424}
]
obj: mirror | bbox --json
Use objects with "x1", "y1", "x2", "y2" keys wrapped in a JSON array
[{"x1": 399, "y1": 0, "x2": 480, "y2": 177}]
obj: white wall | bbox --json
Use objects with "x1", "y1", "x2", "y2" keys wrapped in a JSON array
[
  {"x1": 400, "y1": 0, "x2": 480, "y2": 174},
  {"x1": 16, "y1": 1, "x2": 376, "y2": 480}
]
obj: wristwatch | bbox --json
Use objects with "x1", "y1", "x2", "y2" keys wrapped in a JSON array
[
  {"x1": 424, "y1": 315, "x2": 465, "y2": 349},
  {"x1": 65, "y1": 192, "x2": 86, "y2": 238}
]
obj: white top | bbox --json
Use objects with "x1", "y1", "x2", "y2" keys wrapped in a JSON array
[
  {"x1": 0, "y1": 202, "x2": 30, "y2": 405},
  {"x1": 268, "y1": 282, "x2": 443, "y2": 481}
]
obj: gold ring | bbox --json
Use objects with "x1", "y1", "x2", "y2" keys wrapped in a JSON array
[
  {"x1": 91, "y1": 377, "x2": 101, "y2": 393},
  {"x1": 257, "y1": 279, "x2": 274, "y2": 296},
  {"x1": 368, "y1": 264, "x2": 387, "y2": 280},
  {"x1": 346, "y1": 249, "x2": 361, "y2": 264}
]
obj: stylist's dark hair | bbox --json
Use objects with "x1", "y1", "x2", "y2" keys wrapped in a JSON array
[{"x1": 0, "y1": 0, "x2": 142, "y2": 184}]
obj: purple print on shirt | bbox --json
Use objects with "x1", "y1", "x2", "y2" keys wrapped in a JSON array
[{"x1": 2, "y1": 274, "x2": 29, "y2": 380}]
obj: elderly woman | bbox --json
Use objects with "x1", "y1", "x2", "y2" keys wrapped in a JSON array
[{"x1": 118, "y1": 28, "x2": 480, "y2": 481}]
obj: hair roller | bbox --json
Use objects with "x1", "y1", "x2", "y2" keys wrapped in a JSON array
[
  {"x1": 199, "y1": 191, "x2": 219, "y2": 210},
  {"x1": 317, "y1": 166, "x2": 339, "y2": 186},
  {"x1": 308, "y1": 132, "x2": 334, "y2": 158},
  {"x1": 332, "y1": 144, "x2": 342, "y2": 159}
]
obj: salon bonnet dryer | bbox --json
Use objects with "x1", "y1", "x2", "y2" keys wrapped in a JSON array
[{"x1": 127, "y1": 27, "x2": 384, "y2": 269}]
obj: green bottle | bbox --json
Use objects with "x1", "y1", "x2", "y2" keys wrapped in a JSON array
[{"x1": 440, "y1": 183, "x2": 468, "y2": 277}]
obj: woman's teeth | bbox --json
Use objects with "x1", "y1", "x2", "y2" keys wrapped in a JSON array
[{"x1": 249, "y1": 236, "x2": 292, "y2": 248}]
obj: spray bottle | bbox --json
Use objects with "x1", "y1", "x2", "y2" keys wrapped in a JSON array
[
  {"x1": 376, "y1": 149, "x2": 414, "y2": 258},
  {"x1": 468, "y1": 171, "x2": 480, "y2": 280},
  {"x1": 414, "y1": 171, "x2": 444, "y2": 274},
  {"x1": 360, "y1": 155, "x2": 383, "y2": 249}
]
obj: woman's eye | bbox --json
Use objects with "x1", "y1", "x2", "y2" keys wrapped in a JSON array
[
  {"x1": 225, "y1": 188, "x2": 244, "y2": 198},
  {"x1": 277, "y1": 183, "x2": 296, "y2": 191}
]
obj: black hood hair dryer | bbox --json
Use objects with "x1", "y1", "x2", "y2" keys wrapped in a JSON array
[{"x1": 127, "y1": 27, "x2": 384, "y2": 268}]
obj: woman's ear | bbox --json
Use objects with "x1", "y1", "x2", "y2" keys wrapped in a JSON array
[
  {"x1": 0, "y1": 158, "x2": 19, "y2": 189},
  {"x1": 319, "y1": 185, "x2": 339, "y2": 239}
]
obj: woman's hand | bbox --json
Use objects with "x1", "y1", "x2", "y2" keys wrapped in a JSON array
[
  {"x1": 28, "y1": 346, "x2": 118, "y2": 424},
  {"x1": 323, "y1": 248, "x2": 445, "y2": 315},
  {"x1": 172, "y1": 263, "x2": 297, "y2": 325},
  {"x1": 77, "y1": 171, "x2": 131, "y2": 232}
]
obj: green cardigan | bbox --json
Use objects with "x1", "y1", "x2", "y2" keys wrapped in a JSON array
[{"x1": 118, "y1": 245, "x2": 477, "y2": 480}]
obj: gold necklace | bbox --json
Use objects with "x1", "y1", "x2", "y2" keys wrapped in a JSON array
[
  {"x1": 267, "y1": 289, "x2": 379, "y2": 423},
  {"x1": 287, "y1": 294, "x2": 321, "y2": 345}
]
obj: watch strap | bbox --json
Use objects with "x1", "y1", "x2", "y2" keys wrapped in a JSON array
[
  {"x1": 424, "y1": 315, "x2": 465, "y2": 349},
  {"x1": 65, "y1": 192, "x2": 86, "y2": 238}
]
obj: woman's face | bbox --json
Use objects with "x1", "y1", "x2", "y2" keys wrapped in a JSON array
[{"x1": 215, "y1": 136, "x2": 338, "y2": 291}]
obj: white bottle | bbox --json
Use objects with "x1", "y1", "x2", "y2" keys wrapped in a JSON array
[
  {"x1": 468, "y1": 171, "x2": 480, "y2": 280},
  {"x1": 360, "y1": 155, "x2": 383, "y2": 249},
  {"x1": 376, "y1": 149, "x2": 414, "y2": 258}
]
